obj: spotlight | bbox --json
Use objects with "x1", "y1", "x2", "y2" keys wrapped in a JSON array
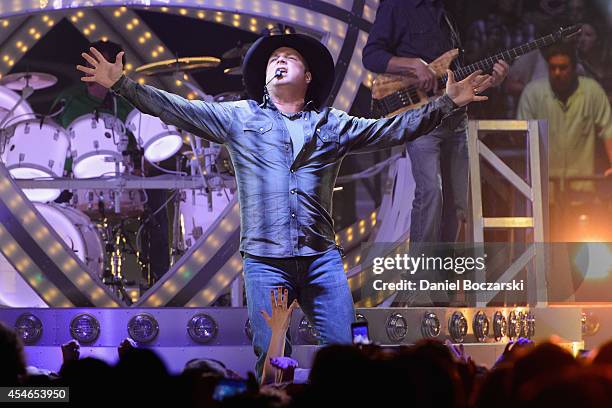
[
  {"x1": 508, "y1": 310, "x2": 520, "y2": 339},
  {"x1": 473, "y1": 311, "x2": 490, "y2": 343},
  {"x1": 298, "y1": 316, "x2": 319, "y2": 345},
  {"x1": 493, "y1": 311, "x2": 507, "y2": 341},
  {"x1": 70, "y1": 314, "x2": 100, "y2": 344},
  {"x1": 581, "y1": 311, "x2": 600, "y2": 337},
  {"x1": 186, "y1": 313, "x2": 217, "y2": 344},
  {"x1": 245, "y1": 318, "x2": 253, "y2": 341},
  {"x1": 14, "y1": 313, "x2": 43, "y2": 344},
  {"x1": 421, "y1": 311, "x2": 441, "y2": 338},
  {"x1": 448, "y1": 311, "x2": 468, "y2": 343},
  {"x1": 386, "y1": 313, "x2": 407, "y2": 342},
  {"x1": 127, "y1": 313, "x2": 160, "y2": 344}
]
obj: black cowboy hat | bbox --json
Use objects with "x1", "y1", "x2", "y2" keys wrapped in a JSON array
[{"x1": 242, "y1": 34, "x2": 335, "y2": 108}]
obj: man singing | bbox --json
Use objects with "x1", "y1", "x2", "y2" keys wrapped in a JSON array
[{"x1": 77, "y1": 33, "x2": 493, "y2": 379}]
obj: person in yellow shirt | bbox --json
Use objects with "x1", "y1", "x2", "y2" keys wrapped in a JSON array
[{"x1": 517, "y1": 44, "x2": 612, "y2": 194}]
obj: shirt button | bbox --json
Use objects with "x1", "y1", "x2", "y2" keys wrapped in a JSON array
[
  {"x1": 290, "y1": 189, "x2": 296, "y2": 194},
  {"x1": 259, "y1": 127, "x2": 264, "y2": 132},
  {"x1": 291, "y1": 213, "x2": 296, "y2": 218},
  {"x1": 290, "y1": 169, "x2": 294, "y2": 173}
]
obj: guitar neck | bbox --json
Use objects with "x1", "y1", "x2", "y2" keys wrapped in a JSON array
[{"x1": 438, "y1": 33, "x2": 559, "y2": 85}]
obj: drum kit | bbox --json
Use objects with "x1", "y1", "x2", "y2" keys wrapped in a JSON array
[{"x1": 0, "y1": 56, "x2": 244, "y2": 301}]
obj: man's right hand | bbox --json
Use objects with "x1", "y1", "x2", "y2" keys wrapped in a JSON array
[
  {"x1": 77, "y1": 47, "x2": 124, "y2": 88},
  {"x1": 410, "y1": 58, "x2": 437, "y2": 92}
]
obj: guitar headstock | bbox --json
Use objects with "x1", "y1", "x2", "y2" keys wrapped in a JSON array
[{"x1": 555, "y1": 25, "x2": 582, "y2": 41}]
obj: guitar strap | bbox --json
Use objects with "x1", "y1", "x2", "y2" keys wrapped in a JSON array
[{"x1": 442, "y1": 11, "x2": 463, "y2": 69}]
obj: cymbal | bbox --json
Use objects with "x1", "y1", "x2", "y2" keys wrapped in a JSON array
[
  {"x1": 221, "y1": 43, "x2": 251, "y2": 59},
  {"x1": 222, "y1": 66, "x2": 243, "y2": 76},
  {"x1": 135, "y1": 56, "x2": 221, "y2": 76},
  {"x1": 0, "y1": 72, "x2": 57, "y2": 90}
]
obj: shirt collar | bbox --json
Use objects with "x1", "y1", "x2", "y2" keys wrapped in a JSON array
[{"x1": 260, "y1": 96, "x2": 319, "y2": 113}]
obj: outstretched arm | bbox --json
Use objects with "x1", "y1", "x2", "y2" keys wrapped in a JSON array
[
  {"x1": 77, "y1": 47, "x2": 232, "y2": 144},
  {"x1": 343, "y1": 70, "x2": 493, "y2": 154}
]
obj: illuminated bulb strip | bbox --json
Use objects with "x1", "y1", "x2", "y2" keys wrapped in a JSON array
[
  {"x1": 98, "y1": 8, "x2": 189, "y2": 99},
  {"x1": 0, "y1": 223, "x2": 72, "y2": 307},
  {"x1": 331, "y1": 30, "x2": 368, "y2": 110},
  {"x1": 185, "y1": 253, "x2": 244, "y2": 307},
  {"x1": 138, "y1": 198, "x2": 240, "y2": 306},
  {"x1": 0, "y1": 170, "x2": 119, "y2": 307},
  {"x1": 0, "y1": 14, "x2": 60, "y2": 75}
]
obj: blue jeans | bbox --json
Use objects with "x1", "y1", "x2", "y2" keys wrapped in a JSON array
[
  {"x1": 242, "y1": 247, "x2": 355, "y2": 380},
  {"x1": 407, "y1": 116, "x2": 469, "y2": 243}
]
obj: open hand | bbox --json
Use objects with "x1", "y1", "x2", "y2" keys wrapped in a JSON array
[
  {"x1": 445, "y1": 69, "x2": 493, "y2": 107},
  {"x1": 260, "y1": 287, "x2": 298, "y2": 335},
  {"x1": 77, "y1": 47, "x2": 124, "y2": 88}
]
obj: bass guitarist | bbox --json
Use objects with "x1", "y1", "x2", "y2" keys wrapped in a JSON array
[{"x1": 363, "y1": 0, "x2": 509, "y2": 247}]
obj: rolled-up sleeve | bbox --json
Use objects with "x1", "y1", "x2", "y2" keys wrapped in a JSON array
[
  {"x1": 339, "y1": 94, "x2": 458, "y2": 154},
  {"x1": 111, "y1": 75, "x2": 232, "y2": 144},
  {"x1": 362, "y1": 0, "x2": 404, "y2": 73}
]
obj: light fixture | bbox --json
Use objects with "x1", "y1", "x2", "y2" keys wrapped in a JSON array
[
  {"x1": 70, "y1": 313, "x2": 100, "y2": 344},
  {"x1": 581, "y1": 311, "x2": 600, "y2": 337},
  {"x1": 298, "y1": 316, "x2": 319, "y2": 344},
  {"x1": 187, "y1": 313, "x2": 217, "y2": 344},
  {"x1": 128, "y1": 313, "x2": 159, "y2": 343},
  {"x1": 14, "y1": 313, "x2": 43, "y2": 344},
  {"x1": 473, "y1": 311, "x2": 489, "y2": 343},
  {"x1": 508, "y1": 310, "x2": 520, "y2": 339},
  {"x1": 421, "y1": 311, "x2": 441, "y2": 338},
  {"x1": 355, "y1": 313, "x2": 367, "y2": 323},
  {"x1": 386, "y1": 313, "x2": 407, "y2": 342},
  {"x1": 448, "y1": 311, "x2": 468, "y2": 343},
  {"x1": 493, "y1": 311, "x2": 507, "y2": 341}
]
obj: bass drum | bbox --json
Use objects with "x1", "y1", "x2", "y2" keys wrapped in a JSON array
[
  {"x1": 2, "y1": 119, "x2": 70, "y2": 202},
  {"x1": 179, "y1": 188, "x2": 234, "y2": 249},
  {"x1": 34, "y1": 203, "x2": 105, "y2": 278}
]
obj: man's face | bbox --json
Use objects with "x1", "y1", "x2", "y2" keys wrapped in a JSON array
[
  {"x1": 265, "y1": 47, "x2": 311, "y2": 92},
  {"x1": 548, "y1": 54, "x2": 576, "y2": 93}
]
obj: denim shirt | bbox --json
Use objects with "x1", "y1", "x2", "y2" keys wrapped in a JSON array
[{"x1": 111, "y1": 75, "x2": 457, "y2": 258}]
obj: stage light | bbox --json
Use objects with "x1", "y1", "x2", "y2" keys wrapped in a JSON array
[
  {"x1": 493, "y1": 311, "x2": 507, "y2": 341},
  {"x1": 473, "y1": 311, "x2": 489, "y2": 342},
  {"x1": 386, "y1": 313, "x2": 407, "y2": 342},
  {"x1": 508, "y1": 310, "x2": 520, "y2": 339},
  {"x1": 187, "y1": 313, "x2": 217, "y2": 344},
  {"x1": 448, "y1": 311, "x2": 468, "y2": 343},
  {"x1": 70, "y1": 314, "x2": 100, "y2": 344},
  {"x1": 298, "y1": 316, "x2": 320, "y2": 344},
  {"x1": 581, "y1": 311, "x2": 600, "y2": 336},
  {"x1": 14, "y1": 313, "x2": 43, "y2": 344},
  {"x1": 244, "y1": 318, "x2": 253, "y2": 341},
  {"x1": 421, "y1": 311, "x2": 441, "y2": 338},
  {"x1": 128, "y1": 313, "x2": 160, "y2": 344}
]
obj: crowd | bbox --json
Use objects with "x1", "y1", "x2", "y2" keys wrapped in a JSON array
[{"x1": 2, "y1": 288, "x2": 612, "y2": 407}]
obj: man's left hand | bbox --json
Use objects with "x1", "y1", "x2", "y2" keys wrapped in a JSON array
[{"x1": 491, "y1": 60, "x2": 510, "y2": 87}]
